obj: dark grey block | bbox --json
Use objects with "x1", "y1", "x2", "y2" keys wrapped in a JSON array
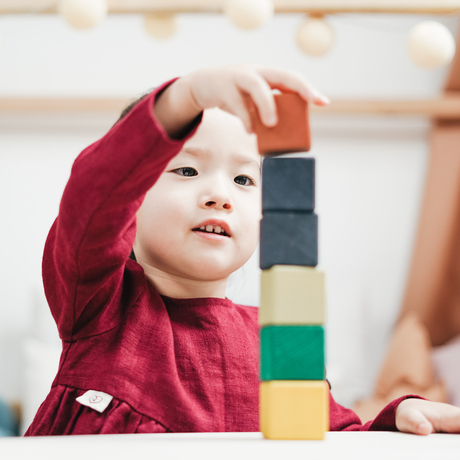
[
  {"x1": 260, "y1": 212, "x2": 318, "y2": 269},
  {"x1": 262, "y1": 157, "x2": 315, "y2": 212}
]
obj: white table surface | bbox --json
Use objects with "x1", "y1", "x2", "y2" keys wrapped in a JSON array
[{"x1": 2, "y1": 432, "x2": 460, "y2": 460}]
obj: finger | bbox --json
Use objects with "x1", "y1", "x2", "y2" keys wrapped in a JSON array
[
  {"x1": 256, "y1": 67, "x2": 330, "y2": 106},
  {"x1": 234, "y1": 71, "x2": 277, "y2": 127},
  {"x1": 432, "y1": 404, "x2": 460, "y2": 434},
  {"x1": 397, "y1": 409, "x2": 434, "y2": 436},
  {"x1": 220, "y1": 87, "x2": 254, "y2": 134}
]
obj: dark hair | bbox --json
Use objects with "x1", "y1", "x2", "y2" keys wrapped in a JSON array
[
  {"x1": 117, "y1": 93, "x2": 149, "y2": 123},
  {"x1": 114, "y1": 86, "x2": 158, "y2": 126}
]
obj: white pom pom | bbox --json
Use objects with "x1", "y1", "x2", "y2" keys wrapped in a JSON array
[
  {"x1": 407, "y1": 21, "x2": 456, "y2": 69},
  {"x1": 224, "y1": 0, "x2": 274, "y2": 30},
  {"x1": 144, "y1": 13, "x2": 179, "y2": 39},
  {"x1": 296, "y1": 18, "x2": 334, "y2": 57},
  {"x1": 59, "y1": 0, "x2": 108, "y2": 30}
]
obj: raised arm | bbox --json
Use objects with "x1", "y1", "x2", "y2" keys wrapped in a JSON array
[{"x1": 43, "y1": 78, "x2": 203, "y2": 341}]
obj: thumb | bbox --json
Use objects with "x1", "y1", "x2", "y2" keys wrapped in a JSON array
[{"x1": 397, "y1": 408, "x2": 433, "y2": 436}]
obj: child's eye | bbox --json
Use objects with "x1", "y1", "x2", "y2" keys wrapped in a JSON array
[
  {"x1": 173, "y1": 167, "x2": 198, "y2": 177},
  {"x1": 234, "y1": 175, "x2": 254, "y2": 186}
]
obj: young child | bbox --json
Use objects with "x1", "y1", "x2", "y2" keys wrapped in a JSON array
[{"x1": 25, "y1": 65, "x2": 460, "y2": 437}]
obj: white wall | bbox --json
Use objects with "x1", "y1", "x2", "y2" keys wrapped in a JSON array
[{"x1": 0, "y1": 12, "x2": 455, "y2": 411}]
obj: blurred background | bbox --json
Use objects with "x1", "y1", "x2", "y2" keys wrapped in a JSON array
[{"x1": 1, "y1": 0, "x2": 460, "y2": 436}]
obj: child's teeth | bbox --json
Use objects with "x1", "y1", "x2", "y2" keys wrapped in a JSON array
[{"x1": 198, "y1": 224, "x2": 226, "y2": 234}]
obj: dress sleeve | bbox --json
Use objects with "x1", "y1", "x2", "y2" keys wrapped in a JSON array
[
  {"x1": 42, "y1": 78, "x2": 203, "y2": 341},
  {"x1": 329, "y1": 392, "x2": 425, "y2": 431}
]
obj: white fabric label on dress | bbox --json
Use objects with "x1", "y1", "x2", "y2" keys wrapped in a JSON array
[{"x1": 76, "y1": 390, "x2": 113, "y2": 413}]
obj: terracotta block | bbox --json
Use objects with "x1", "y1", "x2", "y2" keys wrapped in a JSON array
[
  {"x1": 260, "y1": 380, "x2": 329, "y2": 440},
  {"x1": 259, "y1": 266, "x2": 326, "y2": 326},
  {"x1": 260, "y1": 325, "x2": 325, "y2": 381},
  {"x1": 250, "y1": 92, "x2": 311, "y2": 155}
]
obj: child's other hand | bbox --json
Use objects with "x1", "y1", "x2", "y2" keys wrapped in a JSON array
[
  {"x1": 184, "y1": 65, "x2": 329, "y2": 134},
  {"x1": 396, "y1": 398, "x2": 460, "y2": 435}
]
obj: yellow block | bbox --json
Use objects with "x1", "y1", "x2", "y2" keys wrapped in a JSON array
[
  {"x1": 260, "y1": 266, "x2": 326, "y2": 326},
  {"x1": 260, "y1": 381, "x2": 329, "y2": 440}
]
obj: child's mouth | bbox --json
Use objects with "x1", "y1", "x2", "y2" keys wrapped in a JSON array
[{"x1": 192, "y1": 224, "x2": 230, "y2": 238}]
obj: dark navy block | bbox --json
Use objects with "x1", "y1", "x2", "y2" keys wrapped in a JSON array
[
  {"x1": 262, "y1": 157, "x2": 315, "y2": 212},
  {"x1": 260, "y1": 212, "x2": 318, "y2": 269}
]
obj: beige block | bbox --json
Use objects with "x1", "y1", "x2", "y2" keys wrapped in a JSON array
[{"x1": 259, "y1": 265, "x2": 326, "y2": 326}]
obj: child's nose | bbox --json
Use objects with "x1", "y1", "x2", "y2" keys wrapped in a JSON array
[
  {"x1": 201, "y1": 175, "x2": 233, "y2": 211},
  {"x1": 205, "y1": 200, "x2": 232, "y2": 210}
]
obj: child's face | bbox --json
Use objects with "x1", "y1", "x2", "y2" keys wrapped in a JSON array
[{"x1": 134, "y1": 108, "x2": 261, "y2": 283}]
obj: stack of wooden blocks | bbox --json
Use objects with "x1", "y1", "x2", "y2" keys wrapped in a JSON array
[{"x1": 251, "y1": 93, "x2": 329, "y2": 440}]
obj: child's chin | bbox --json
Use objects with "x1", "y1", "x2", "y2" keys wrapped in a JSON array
[{"x1": 188, "y1": 261, "x2": 235, "y2": 281}]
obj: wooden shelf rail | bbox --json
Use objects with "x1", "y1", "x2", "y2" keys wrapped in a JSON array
[
  {"x1": 1, "y1": 96, "x2": 460, "y2": 117},
  {"x1": 2, "y1": 0, "x2": 460, "y2": 15}
]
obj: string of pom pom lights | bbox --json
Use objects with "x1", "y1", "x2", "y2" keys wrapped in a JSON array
[
  {"x1": 56, "y1": 0, "x2": 276, "y2": 35},
  {"x1": 58, "y1": 0, "x2": 108, "y2": 29},
  {"x1": 224, "y1": 0, "x2": 274, "y2": 30},
  {"x1": 296, "y1": 16, "x2": 335, "y2": 57},
  {"x1": 144, "y1": 13, "x2": 180, "y2": 40},
  {"x1": 1, "y1": 0, "x2": 456, "y2": 70},
  {"x1": 295, "y1": 16, "x2": 456, "y2": 69},
  {"x1": 407, "y1": 20, "x2": 456, "y2": 68}
]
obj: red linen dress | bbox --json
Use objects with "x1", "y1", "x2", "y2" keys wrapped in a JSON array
[{"x1": 25, "y1": 78, "x2": 417, "y2": 436}]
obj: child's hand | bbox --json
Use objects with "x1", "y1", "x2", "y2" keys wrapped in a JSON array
[
  {"x1": 185, "y1": 64, "x2": 329, "y2": 132},
  {"x1": 396, "y1": 398, "x2": 460, "y2": 435},
  {"x1": 154, "y1": 65, "x2": 329, "y2": 138}
]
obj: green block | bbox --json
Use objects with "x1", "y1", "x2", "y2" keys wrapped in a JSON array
[{"x1": 260, "y1": 326, "x2": 325, "y2": 381}]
